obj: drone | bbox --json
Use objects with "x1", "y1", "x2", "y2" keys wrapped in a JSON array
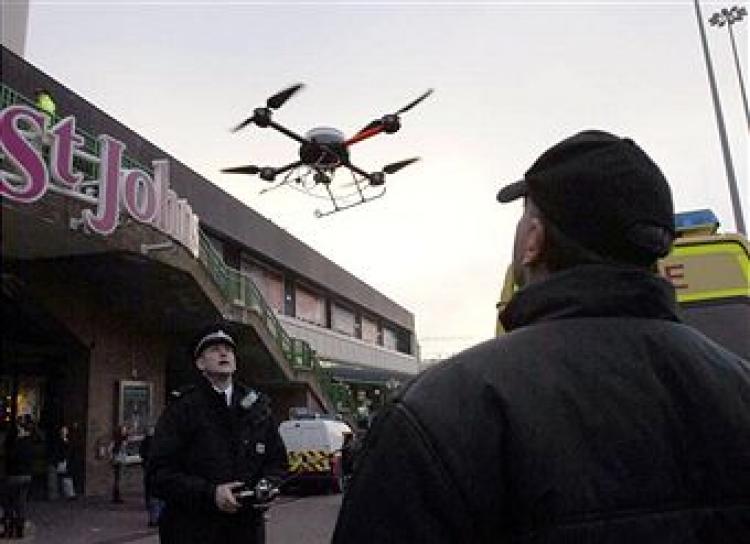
[{"x1": 222, "y1": 84, "x2": 433, "y2": 217}]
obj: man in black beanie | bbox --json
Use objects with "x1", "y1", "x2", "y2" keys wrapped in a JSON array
[
  {"x1": 150, "y1": 323, "x2": 287, "y2": 544},
  {"x1": 333, "y1": 130, "x2": 750, "y2": 542}
]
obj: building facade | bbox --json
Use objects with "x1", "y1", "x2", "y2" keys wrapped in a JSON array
[{"x1": 1, "y1": 46, "x2": 419, "y2": 496}]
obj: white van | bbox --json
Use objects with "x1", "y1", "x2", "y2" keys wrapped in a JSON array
[{"x1": 279, "y1": 416, "x2": 352, "y2": 493}]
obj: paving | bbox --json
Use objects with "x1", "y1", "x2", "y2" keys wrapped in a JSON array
[
  {"x1": 7, "y1": 492, "x2": 342, "y2": 543},
  {"x1": 6, "y1": 494, "x2": 156, "y2": 544}
]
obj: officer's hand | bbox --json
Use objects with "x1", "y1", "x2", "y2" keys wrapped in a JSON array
[{"x1": 215, "y1": 481, "x2": 243, "y2": 514}]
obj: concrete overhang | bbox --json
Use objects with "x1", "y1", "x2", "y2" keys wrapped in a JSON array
[{"x1": 2, "y1": 193, "x2": 330, "y2": 407}]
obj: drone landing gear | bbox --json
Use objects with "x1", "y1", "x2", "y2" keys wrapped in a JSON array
[{"x1": 314, "y1": 187, "x2": 387, "y2": 218}]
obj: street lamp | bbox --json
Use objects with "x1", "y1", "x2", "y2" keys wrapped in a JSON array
[
  {"x1": 693, "y1": 0, "x2": 746, "y2": 235},
  {"x1": 709, "y1": 6, "x2": 750, "y2": 131}
]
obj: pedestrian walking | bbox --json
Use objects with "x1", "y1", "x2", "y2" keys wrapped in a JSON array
[
  {"x1": 139, "y1": 426, "x2": 163, "y2": 526},
  {"x1": 2, "y1": 419, "x2": 34, "y2": 539},
  {"x1": 110, "y1": 425, "x2": 129, "y2": 504},
  {"x1": 333, "y1": 130, "x2": 750, "y2": 542},
  {"x1": 149, "y1": 323, "x2": 288, "y2": 544},
  {"x1": 52, "y1": 425, "x2": 76, "y2": 500}
]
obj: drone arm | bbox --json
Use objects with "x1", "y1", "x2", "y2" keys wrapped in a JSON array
[
  {"x1": 275, "y1": 160, "x2": 304, "y2": 176},
  {"x1": 267, "y1": 120, "x2": 309, "y2": 146},
  {"x1": 340, "y1": 161, "x2": 375, "y2": 183},
  {"x1": 344, "y1": 124, "x2": 385, "y2": 147}
]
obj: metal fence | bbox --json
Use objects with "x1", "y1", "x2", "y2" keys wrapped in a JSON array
[{"x1": 198, "y1": 232, "x2": 353, "y2": 410}]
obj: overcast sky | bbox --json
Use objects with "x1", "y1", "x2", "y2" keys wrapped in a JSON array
[{"x1": 24, "y1": 0, "x2": 749, "y2": 359}]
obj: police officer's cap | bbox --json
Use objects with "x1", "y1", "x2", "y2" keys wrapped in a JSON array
[{"x1": 193, "y1": 325, "x2": 237, "y2": 358}]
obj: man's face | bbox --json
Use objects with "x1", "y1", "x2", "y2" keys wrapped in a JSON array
[
  {"x1": 511, "y1": 197, "x2": 545, "y2": 289},
  {"x1": 196, "y1": 342, "x2": 236, "y2": 378}
]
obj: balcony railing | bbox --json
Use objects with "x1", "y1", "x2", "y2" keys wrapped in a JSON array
[
  {"x1": 198, "y1": 232, "x2": 354, "y2": 411},
  {"x1": 198, "y1": 231, "x2": 318, "y2": 371},
  {"x1": 0, "y1": 84, "x2": 152, "y2": 177}
]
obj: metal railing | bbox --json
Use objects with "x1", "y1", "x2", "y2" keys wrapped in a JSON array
[
  {"x1": 198, "y1": 232, "x2": 353, "y2": 409},
  {"x1": 0, "y1": 84, "x2": 152, "y2": 176},
  {"x1": 198, "y1": 231, "x2": 318, "y2": 371}
]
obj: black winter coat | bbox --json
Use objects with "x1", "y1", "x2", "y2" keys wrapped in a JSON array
[
  {"x1": 4, "y1": 430, "x2": 34, "y2": 477},
  {"x1": 333, "y1": 265, "x2": 750, "y2": 543},
  {"x1": 150, "y1": 378, "x2": 287, "y2": 544}
]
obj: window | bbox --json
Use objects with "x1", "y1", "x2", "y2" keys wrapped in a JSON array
[
  {"x1": 361, "y1": 316, "x2": 379, "y2": 344},
  {"x1": 332, "y1": 304, "x2": 356, "y2": 336},
  {"x1": 383, "y1": 327, "x2": 397, "y2": 351},
  {"x1": 241, "y1": 259, "x2": 284, "y2": 313},
  {"x1": 295, "y1": 284, "x2": 325, "y2": 326}
]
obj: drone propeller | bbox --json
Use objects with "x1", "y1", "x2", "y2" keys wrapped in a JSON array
[
  {"x1": 221, "y1": 165, "x2": 261, "y2": 175},
  {"x1": 267, "y1": 83, "x2": 305, "y2": 110},
  {"x1": 231, "y1": 83, "x2": 305, "y2": 132},
  {"x1": 395, "y1": 89, "x2": 434, "y2": 115},
  {"x1": 383, "y1": 157, "x2": 420, "y2": 175}
]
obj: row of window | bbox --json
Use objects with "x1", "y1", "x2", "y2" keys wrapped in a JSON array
[{"x1": 207, "y1": 232, "x2": 407, "y2": 353}]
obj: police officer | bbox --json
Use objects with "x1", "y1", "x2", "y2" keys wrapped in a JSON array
[{"x1": 149, "y1": 324, "x2": 288, "y2": 544}]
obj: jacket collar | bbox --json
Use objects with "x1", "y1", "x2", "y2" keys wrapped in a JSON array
[
  {"x1": 499, "y1": 264, "x2": 681, "y2": 332},
  {"x1": 197, "y1": 377, "x2": 241, "y2": 408}
]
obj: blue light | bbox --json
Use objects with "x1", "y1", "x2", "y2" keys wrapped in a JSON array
[{"x1": 674, "y1": 209, "x2": 720, "y2": 232}]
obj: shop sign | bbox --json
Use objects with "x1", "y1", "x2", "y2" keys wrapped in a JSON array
[{"x1": 0, "y1": 104, "x2": 199, "y2": 257}]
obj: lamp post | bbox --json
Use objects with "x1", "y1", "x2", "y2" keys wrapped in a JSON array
[
  {"x1": 709, "y1": 6, "x2": 750, "y2": 131},
  {"x1": 693, "y1": 0, "x2": 746, "y2": 235}
]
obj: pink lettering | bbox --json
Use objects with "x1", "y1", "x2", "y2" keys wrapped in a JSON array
[
  {"x1": 122, "y1": 170, "x2": 157, "y2": 223},
  {"x1": 0, "y1": 105, "x2": 49, "y2": 202},
  {"x1": 0, "y1": 105, "x2": 200, "y2": 254},
  {"x1": 50, "y1": 117, "x2": 84, "y2": 188},
  {"x1": 81, "y1": 135, "x2": 124, "y2": 235}
]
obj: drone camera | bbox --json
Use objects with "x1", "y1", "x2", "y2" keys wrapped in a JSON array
[{"x1": 313, "y1": 171, "x2": 331, "y2": 185}]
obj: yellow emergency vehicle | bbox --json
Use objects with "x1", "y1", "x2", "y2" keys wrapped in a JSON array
[
  {"x1": 658, "y1": 209, "x2": 749, "y2": 359},
  {"x1": 279, "y1": 414, "x2": 352, "y2": 493},
  {"x1": 496, "y1": 209, "x2": 749, "y2": 359}
]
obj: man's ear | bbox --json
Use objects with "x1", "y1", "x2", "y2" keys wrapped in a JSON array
[
  {"x1": 195, "y1": 355, "x2": 205, "y2": 372},
  {"x1": 521, "y1": 217, "x2": 545, "y2": 266}
]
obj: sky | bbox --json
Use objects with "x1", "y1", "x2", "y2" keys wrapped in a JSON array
[{"x1": 21, "y1": 0, "x2": 749, "y2": 359}]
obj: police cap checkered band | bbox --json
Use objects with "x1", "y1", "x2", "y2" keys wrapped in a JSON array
[{"x1": 194, "y1": 329, "x2": 236, "y2": 358}]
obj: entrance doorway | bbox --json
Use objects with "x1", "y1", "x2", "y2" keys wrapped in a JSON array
[{"x1": 1, "y1": 287, "x2": 89, "y2": 498}]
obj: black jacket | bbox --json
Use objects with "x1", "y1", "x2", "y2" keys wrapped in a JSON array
[
  {"x1": 333, "y1": 266, "x2": 750, "y2": 543},
  {"x1": 150, "y1": 378, "x2": 287, "y2": 544},
  {"x1": 4, "y1": 429, "x2": 34, "y2": 477}
]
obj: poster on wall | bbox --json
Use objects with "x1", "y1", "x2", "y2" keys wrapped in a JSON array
[{"x1": 117, "y1": 380, "x2": 152, "y2": 439}]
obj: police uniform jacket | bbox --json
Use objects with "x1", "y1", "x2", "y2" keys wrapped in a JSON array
[
  {"x1": 333, "y1": 265, "x2": 750, "y2": 543},
  {"x1": 150, "y1": 377, "x2": 287, "y2": 544}
]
